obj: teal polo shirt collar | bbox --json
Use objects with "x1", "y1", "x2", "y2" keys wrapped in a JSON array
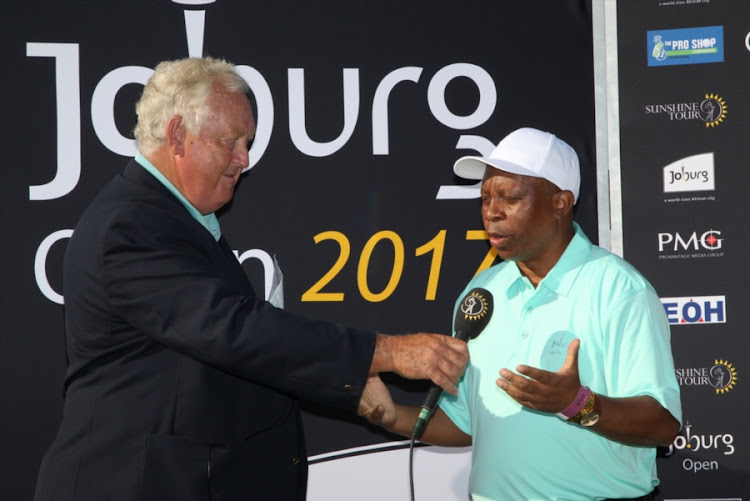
[
  {"x1": 506, "y1": 222, "x2": 591, "y2": 299},
  {"x1": 134, "y1": 152, "x2": 222, "y2": 241}
]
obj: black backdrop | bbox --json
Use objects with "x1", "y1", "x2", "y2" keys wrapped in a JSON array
[{"x1": 5, "y1": 1, "x2": 746, "y2": 500}]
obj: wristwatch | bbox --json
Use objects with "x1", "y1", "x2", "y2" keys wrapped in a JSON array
[{"x1": 574, "y1": 390, "x2": 601, "y2": 427}]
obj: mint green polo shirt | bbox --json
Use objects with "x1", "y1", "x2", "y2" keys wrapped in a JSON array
[
  {"x1": 134, "y1": 152, "x2": 221, "y2": 241},
  {"x1": 439, "y1": 223, "x2": 681, "y2": 501}
]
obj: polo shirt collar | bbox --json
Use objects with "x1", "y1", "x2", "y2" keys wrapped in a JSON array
[
  {"x1": 504, "y1": 222, "x2": 591, "y2": 298},
  {"x1": 134, "y1": 152, "x2": 222, "y2": 241}
]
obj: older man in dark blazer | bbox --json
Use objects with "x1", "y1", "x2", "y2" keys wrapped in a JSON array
[{"x1": 33, "y1": 57, "x2": 468, "y2": 501}]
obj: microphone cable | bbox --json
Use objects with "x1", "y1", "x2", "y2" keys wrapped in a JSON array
[
  {"x1": 409, "y1": 435, "x2": 417, "y2": 501},
  {"x1": 406, "y1": 287, "x2": 494, "y2": 501}
]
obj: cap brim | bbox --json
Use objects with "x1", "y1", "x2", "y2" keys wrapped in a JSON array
[{"x1": 453, "y1": 156, "x2": 547, "y2": 181}]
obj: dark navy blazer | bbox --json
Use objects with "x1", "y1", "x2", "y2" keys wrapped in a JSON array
[{"x1": 34, "y1": 160, "x2": 376, "y2": 501}]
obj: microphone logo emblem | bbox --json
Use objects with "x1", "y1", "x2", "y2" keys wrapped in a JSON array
[{"x1": 460, "y1": 290, "x2": 489, "y2": 322}]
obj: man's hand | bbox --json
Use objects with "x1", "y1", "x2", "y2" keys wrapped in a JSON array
[
  {"x1": 357, "y1": 375, "x2": 397, "y2": 428},
  {"x1": 495, "y1": 338, "x2": 581, "y2": 413},
  {"x1": 370, "y1": 333, "x2": 469, "y2": 395}
]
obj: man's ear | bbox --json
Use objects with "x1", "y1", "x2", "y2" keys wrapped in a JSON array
[
  {"x1": 166, "y1": 115, "x2": 185, "y2": 156},
  {"x1": 553, "y1": 190, "x2": 575, "y2": 220}
]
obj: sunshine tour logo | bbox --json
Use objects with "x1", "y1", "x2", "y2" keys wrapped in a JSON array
[
  {"x1": 644, "y1": 93, "x2": 727, "y2": 127},
  {"x1": 675, "y1": 359, "x2": 738, "y2": 394},
  {"x1": 660, "y1": 295, "x2": 726, "y2": 325}
]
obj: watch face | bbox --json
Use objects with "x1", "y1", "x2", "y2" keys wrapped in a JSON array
[{"x1": 580, "y1": 412, "x2": 600, "y2": 427}]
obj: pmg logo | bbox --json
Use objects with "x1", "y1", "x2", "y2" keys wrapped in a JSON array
[
  {"x1": 657, "y1": 229, "x2": 724, "y2": 260},
  {"x1": 661, "y1": 295, "x2": 726, "y2": 325},
  {"x1": 659, "y1": 229, "x2": 722, "y2": 251}
]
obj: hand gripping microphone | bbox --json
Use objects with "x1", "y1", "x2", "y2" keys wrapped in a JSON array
[{"x1": 411, "y1": 288, "x2": 494, "y2": 439}]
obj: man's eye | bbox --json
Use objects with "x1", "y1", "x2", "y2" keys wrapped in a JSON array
[{"x1": 246, "y1": 138, "x2": 254, "y2": 151}]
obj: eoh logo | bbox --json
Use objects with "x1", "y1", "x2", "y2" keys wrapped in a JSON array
[
  {"x1": 661, "y1": 295, "x2": 726, "y2": 325},
  {"x1": 648, "y1": 26, "x2": 724, "y2": 67},
  {"x1": 663, "y1": 153, "x2": 715, "y2": 193}
]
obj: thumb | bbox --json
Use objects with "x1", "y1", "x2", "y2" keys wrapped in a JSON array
[
  {"x1": 560, "y1": 338, "x2": 580, "y2": 374},
  {"x1": 368, "y1": 404, "x2": 386, "y2": 424}
]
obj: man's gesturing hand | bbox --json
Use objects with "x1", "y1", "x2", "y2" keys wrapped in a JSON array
[
  {"x1": 370, "y1": 333, "x2": 469, "y2": 395},
  {"x1": 495, "y1": 338, "x2": 582, "y2": 413}
]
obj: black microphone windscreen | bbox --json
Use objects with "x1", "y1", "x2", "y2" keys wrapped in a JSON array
[{"x1": 453, "y1": 288, "x2": 493, "y2": 339}]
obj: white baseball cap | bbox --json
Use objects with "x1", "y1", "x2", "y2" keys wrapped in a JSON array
[{"x1": 453, "y1": 127, "x2": 581, "y2": 203}]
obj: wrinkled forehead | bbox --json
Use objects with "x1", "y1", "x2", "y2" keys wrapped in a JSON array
[{"x1": 202, "y1": 88, "x2": 255, "y2": 131}]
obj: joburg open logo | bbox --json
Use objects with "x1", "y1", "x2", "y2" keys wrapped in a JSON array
[
  {"x1": 665, "y1": 423, "x2": 736, "y2": 474},
  {"x1": 675, "y1": 359, "x2": 738, "y2": 394},
  {"x1": 660, "y1": 295, "x2": 726, "y2": 325},
  {"x1": 645, "y1": 93, "x2": 727, "y2": 127},
  {"x1": 648, "y1": 26, "x2": 724, "y2": 67}
]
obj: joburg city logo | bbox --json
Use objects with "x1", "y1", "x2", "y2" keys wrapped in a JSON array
[
  {"x1": 660, "y1": 295, "x2": 726, "y2": 325},
  {"x1": 676, "y1": 359, "x2": 738, "y2": 394},
  {"x1": 648, "y1": 26, "x2": 724, "y2": 67},
  {"x1": 657, "y1": 229, "x2": 724, "y2": 260},
  {"x1": 662, "y1": 153, "x2": 716, "y2": 203},
  {"x1": 645, "y1": 93, "x2": 727, "y2": 127}
]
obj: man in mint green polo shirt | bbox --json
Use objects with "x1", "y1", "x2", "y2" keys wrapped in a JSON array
[{"x1": 358, "y1": 127, "x2": 682, "y2": 500}]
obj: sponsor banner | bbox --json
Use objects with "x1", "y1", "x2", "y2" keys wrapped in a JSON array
[
  {"x1": 666, "y1": 422, "x2": 736, "y2": 473},
  {"x1": 661, "y1": 295, "x2": 726, "y2": 325},
  {"x1": 644, "y1": 93, "x2": 727, "y2": 127},
  {"x1": 657, "y1": 229, "x2": 724, "y2": 260},
  {"x1": 619, "y1": 0, "x2": 749, "y2": 497},
  {"x1": 663, "y1": 153, "x2": 715, "y2": 194},
  {"x1": 675, "y1": 359, "x2": 738, "y2": 395},
  {"x1": 648, "y1": 26, "x2": 724, "y2": 67}
]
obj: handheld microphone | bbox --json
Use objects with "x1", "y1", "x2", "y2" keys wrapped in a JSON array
[{"x1": 412, "y1": 287, "x2": 494, "y2": 439}]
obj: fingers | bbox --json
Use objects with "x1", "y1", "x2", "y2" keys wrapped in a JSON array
[
  {"x1": 496, "y1": 369, "x2": 553, "y2": 410},
  {"x1": 496, "y1": 338, "x2": 583, "y2": 413},
  {"x1": 408, "y1": 333, "x2": 470, "y2": 395},
  {"x1": 357, "y1": 375, "x2": 395, "y2": 425},
  {"x1": 431, "y1": 335, "x2": 471, "y2": 394},
  {"x1": 360, "y1": 403, "x2": 385, "y2": 423},
  {"x1": 371, "y1": 332, "x2": 470, "y2": 395}
]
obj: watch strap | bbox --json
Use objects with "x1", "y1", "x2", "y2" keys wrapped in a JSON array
[
  {"x1": 556, "y1": 385, "x2": 592, "y2": 420},
  {"x1": 570, "y1": 390, "x2": 600, "y2": 426}
]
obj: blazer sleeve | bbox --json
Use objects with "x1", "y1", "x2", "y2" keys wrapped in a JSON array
[{"x1": 99, "y1": 200, "x2": 376, "y2": 411}]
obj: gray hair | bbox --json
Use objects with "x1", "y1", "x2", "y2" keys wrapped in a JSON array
[{"x1": 133, "y1": 57, "x2": 249, "y2": 155}]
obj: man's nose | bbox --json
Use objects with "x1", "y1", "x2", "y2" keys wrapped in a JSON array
[
  {"x1": 484, "y1": 199, "x2": 506, "y2": 220},
  {"x1": 235, "y1": 143, "x2": 250, "y2": 168}
]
